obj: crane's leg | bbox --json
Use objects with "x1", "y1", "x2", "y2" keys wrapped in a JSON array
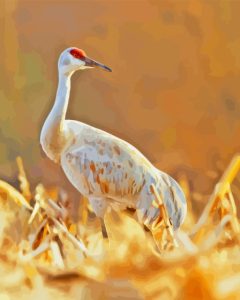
[
  {"x1": 100, "y1": 218, "x2": 108, "y2": 239},
  {"x1": 88, "y1": 197, "x2": 109, "y2": 239}
]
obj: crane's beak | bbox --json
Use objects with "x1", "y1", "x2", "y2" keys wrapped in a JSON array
[{"x1": 84, "y1": 57, "x2": 112, "y2": 72}]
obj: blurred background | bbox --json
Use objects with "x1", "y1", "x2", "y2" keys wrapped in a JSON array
[{"x1": 1, "y1": 0, "x2": 240, "y2": 214}]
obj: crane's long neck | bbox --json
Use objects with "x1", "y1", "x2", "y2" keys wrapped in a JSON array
[
  {"x1": 53, "y1": 72, "x2": 71, "y2": 125},
  {"x1": 40, "y1": 71, "x2": 73, "y2": 162}
]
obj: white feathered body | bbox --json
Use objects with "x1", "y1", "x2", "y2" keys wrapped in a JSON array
[{"x1": 59, "y1": 120, "x2": 187, "y2": 230}]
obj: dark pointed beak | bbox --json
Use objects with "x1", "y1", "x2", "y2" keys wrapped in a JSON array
[{"x1": 84, "y1": 57, "x2": 112, "y2": 72}]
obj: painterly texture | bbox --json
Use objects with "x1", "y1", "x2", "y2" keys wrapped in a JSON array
[
  {"x1": 1, "y1": 1, "x2": 240, "y2": 215},
  {"x1": 1, "y1": 1, "x2": 240, "y2": 299}
]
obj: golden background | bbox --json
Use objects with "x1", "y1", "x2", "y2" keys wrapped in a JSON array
[{"x1": 1, "y1": 0, "x2": 240, "y2": 212}]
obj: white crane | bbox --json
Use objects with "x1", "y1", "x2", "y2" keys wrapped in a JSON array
[{"x1": 40, "y1": 47, "x2": 187, "y2": 238}]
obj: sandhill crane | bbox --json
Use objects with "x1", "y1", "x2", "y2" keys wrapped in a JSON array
[{"x1": 40, "y1": 47, "x2": 187, "y2": 239}]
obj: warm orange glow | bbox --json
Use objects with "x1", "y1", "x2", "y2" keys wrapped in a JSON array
[{"x1": 0, "y1": 157, "x2": 239, "y2": 299}]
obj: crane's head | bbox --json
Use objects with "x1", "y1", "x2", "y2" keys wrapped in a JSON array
[{"x1": 58, "y1": 47, "x2": 112, "y2": 75}]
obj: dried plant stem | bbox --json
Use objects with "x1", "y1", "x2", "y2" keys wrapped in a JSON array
[
  {"x1": 226, "y1": 188, "x2": 240, "y2": 236},
  {"x1": 28, "y1": 201, "x2": 41, "y2": 224},
  {"x1": 29, "y1": 219, "x2": 48, "y2": 250},
  {"x1": 199, "y1": 214, "x2": 232, "y2": 251},
  {"x1": 47, "y1": 198, "x2": 68, "y2": 220},
  {"x1": 19, "y1": 239, "x2": 50, "y2": 262},
  {"x1": 50, "y1": 217, "x2": 88, "y2": 256},
  {"x1": 150, "y1": 184, "x2": 178, "y2": 251},
  {"x1": 190, "y1": 154, "x2": 240, "y2": 236},
  {"x1": 0, "y1": 180, "x2": 32, "y2": 210},
  {"x1": 50, "y1": 241, "x2": 65, "y2": 269},
  {"x1": 16, "y1": 156, "x2": 32, "y2": 201}
]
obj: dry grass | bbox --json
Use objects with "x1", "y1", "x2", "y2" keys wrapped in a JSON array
[{"x1": 0, "y1": 156, "x2": 240, "y2": 300}]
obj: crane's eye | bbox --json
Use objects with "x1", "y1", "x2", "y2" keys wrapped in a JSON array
[{"x1": 70, "y1": 48, "x2": 86, "y2": 60}]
